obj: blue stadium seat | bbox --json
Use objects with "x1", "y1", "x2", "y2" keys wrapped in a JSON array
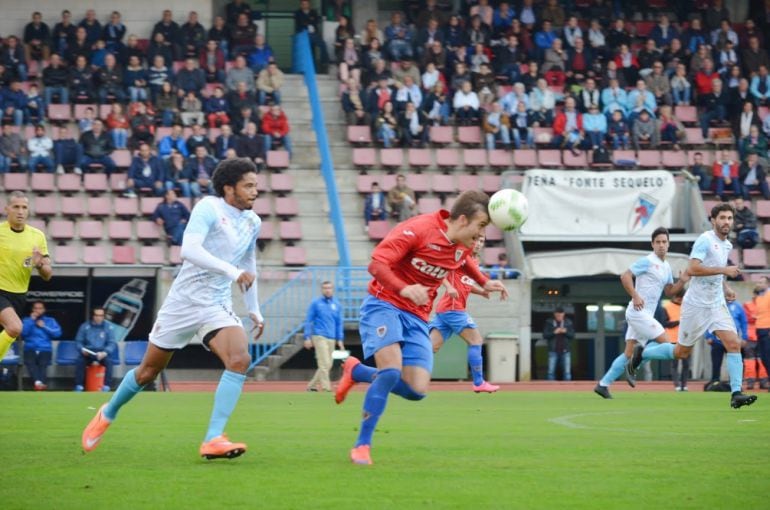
[
  {"x1": 55, "y1": 341, "x2": 79, "y2": 366},
  {"x1": 0, "y1": 342, "x2": 21, "y2": 366},
  {"x1": 124, "y1": 341, "x2": 148, "y2": 366}
]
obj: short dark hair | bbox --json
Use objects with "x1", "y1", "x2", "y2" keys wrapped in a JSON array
[
  {"x1": 651, "y1": 226, "x2": 669, "y2": 242},
  {"x1": 450, "y1": 190, "x2": 489, "y2": 221},
  {"x1": 92, "y1": 307, "x2": 105, "y2": 315},
  {"x1": 212, "y1": 158, "x2": 258, "y2": 197},
  {"x1": 710, "y1": 202, "x2": 735, "y2": 219},
  {"x1": 554, "y1": 306, "x2": 564, "y2": 313},
  {"x1": 321, "y1": 281, "x2": 333, "y2": 286}
]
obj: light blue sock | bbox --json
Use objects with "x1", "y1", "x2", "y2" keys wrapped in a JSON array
[
  {"x1": 643, "y1": 342, "x2": 675, "y2": 360},
  {"x1": 599, "y1": 353, "x2": 628, "y2": 387},
  {"x1": 356, "y1": 368, "x2": 400, "y2": 447},
  {"x1": 103, "y1": 368, "x2": 144, "y2": 421},
  {"x1": 727, "y1": 352, "x2": 744, "y2": 393},
  {"x1": 204, "y1": 370, "x2": 246, "y2": 442},
  {"x1": 352, "y1": 363, "x2": 377, "y2": 383},
  {"x1": 467, "y1": 345, "x2": 484, "y2": 386}
]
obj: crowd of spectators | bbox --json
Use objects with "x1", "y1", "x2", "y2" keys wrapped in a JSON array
[
  {"x1": 337, "y1": 0, "x2": 770, "y2": 188},
  {"x1": 0, "y1": 2, "x2": 294, "y2": 201}
]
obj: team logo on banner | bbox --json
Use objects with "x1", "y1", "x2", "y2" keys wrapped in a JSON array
[{"x1": 629, "y1": 193, "x2": 659, "y2": 233}]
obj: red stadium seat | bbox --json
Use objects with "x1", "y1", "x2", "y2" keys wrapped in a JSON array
[
  {"x1": 533, "y1": 127, "x2": 553, "y2": 145},
  {"x1": 108, "y1": 221, "x2": 133, "y2": 241},
  {"x1": 356, "y1": 174, "x2": 378, "y2": 193},
  {"x1": 74, "y1": 104, "x2": 97, "y2": 120},
  {"x1": 755, "y1": 200, "x2": 770, "y2": 219},
  {"x1": 112, "y1": 150, "x2": 133, "y2": 169},
  {"x1": 418, "y1": 197, "x2": 442, "y2": 214},
  {"x1": 353, "y1": 147, "x2": 376, "y2": 168},
  {"x1": 432, "y1": 174, "x2": 455, "y2": 194},
  {"x1": 78, "y1": 220, "x2": 104, "y2": 241},
  {"x1": 57, "y1": 174, "x2": 82, "y2": 193},
  {"x1": 270, "y1": 173, "x2": 293, "y2": 194},
  {"x1": 703, "y1": 200, "x2": 721, "y2": 216},
  {"x1": 637, "y1": 150, "x2": 662, "y2": 168},
  {"x1": 3, "y1": 173, "x2": 28, "y2": 191},
  {"x1": 379, "y1": 174, "x2": 397, "y2": 190},
  {"x1": 674, "y1": 106, "x2": 697, "y2": 125},
  {"x1": 84, "y1": 173, "x2": 109, "y2": 193},
  {"x1": 613, "y1": 150, "x2": 637, "y2": 166},
  {"x1": 136, "y1": 220, "x2": 161, "y2": 241},
  {"x1": 483, "y1": 247, "x2": 506, "y2": 266},
  {"x1": 513, "y1": 149, "x2": 537, "y2": 168},
  {"x1": 30, "y1": 173, "x2": 55, "y2": 193},
  {"x1": 47, "y1": 104, "x2": 71, "y2": 122},
  {"x1": 489, "y1": 149, "x2": 512, "y2": 169},
  {"x1": 110, "y1": 173, "x2": 128, "y2": 192},
  {"x1": 86, "y1": 196, "x2": 111, "y2": 217},
  {"x1": 279, "y1": 221, "x2": 303, "y2": 241},
  {"x1": 429, "y1": 125, "x2": 453, "y2": 145},
  {"x1": 457, "y1": 126, "x2": 483, "y2": 146},
  {"x1": 258, "y1": 220, "x2": 275, "y2": 240},
  {"x1": 347, "y1": 125, "x2": 372, "y2": 145},
  {"x1": 662, "y1": 150, "x2": 687, "y2": 169},
  {"x1": 140, "y1": 197, "x2": 163, "y2": 216},
  {"x1": 49, "y1": 220, "x2": 75, "y2": 242},
  {"x1": 436, "y1": 148, "x2": 461, "y2": 169},
  {"x1": 408, "y1": 148, "x2": 432, "y2": 169},
  {"x1": 252, "y1": 197, "x2": 272, "y2": 216},
  {"x1": 267, "y1": 150, "x2": 290, "y2": 169},
  {"x1": 98, "y1": 104, "x2": 112, "y2": 120},
  {"x1": 743, "y1": 249, "x2": 767, "y2": 268},
  {"x1": 406, "y1": 173, "x2": 430, "y2": 193},
  {"x1": 481, "y1": 175, "x2": 502, "y2": 194},
  {"x1": 563, "y1": 150, "x2": 588, "y2": 168},
  {"x1": 139, "y1": 246, "x2": 165, "y2": 265},
  {"x1": 380, "y1": 148, "x2": 403, "y2": 169},
  {"x1": 52, "y1": 244, "x2": 78, "y2": 264},
  {"x1": 538, "y1": 149, "x2": 562, "y2": 167},
  {"x1": 32, "y1": 195, "x2": 58, "y2": 217},
  {"x1": 27, "y1": 219, "x2": 46, "y2": 230},
  {"x1": 367, "y1": 220, "x2": 391, "y2": 240},
  {"x1": 275, "y1": 197, "x2": 299, "y2": 217},
  {"x1": 169, "y1": 245, "x2": 182, "y2": 265},
  {"x1": 763, "y1": 224, "x2": 770, "y2": 242},
  {"x1": 255, "y1": 173, "x2": 269, "y2": 193},
  {"x1": 729, "y1": 248, "x2": 740, "y2": 265},
  {"x1": 112, "y1": 245, "x2": 136, "y2": 264},
  {"x1": 457, "y1": 174, "x2": 479, "y2": 190},
  {"x1": 283, "y1": 246, "x2": 307, "y2": 265},
  {"x1": 684, "y1": 128, "x2": 705, "y2": 146},
  {"x1": 463, "y1": 149, "x2": 487, "y2": 169},
  {"x1": 60, "y1": 196, "x2": 85, "y2": 217},
  {"x1": 83, "y1": 245, "x2": 107, "y2": 264},
  {"x1": 114, "y1": 197, "x2": 139, "y2": 217}
]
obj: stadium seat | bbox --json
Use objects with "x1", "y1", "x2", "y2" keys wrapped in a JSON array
[
  {"x1": 563, "y1": 150, "x2": 588, "y2": 168},
  {"x1": 87, "y1": 196, "x2": 112, "y2": 217},
  {"x1": 51, "y1": 244, "x2": 78, "y2": 264},
  {"x1": 429, "y1": 125, "x2": 453, "y2": 145},
  {"x1": 136, "y1": 220, "x2": 161, "y2": 241},
  {"x1": 83, "y1": 245, "x2": 107, "y2": 264},
  {"x1": 513, "y1": 149, "x2": 537, "y2": 168},
  {"x1": 613, "y1": 150, "x2": 637, "y2": 166},
  {"x1": 463, "y1": 149, "x2": 487, "y2": 169},
  {"x1": 703, "y1": 200, "x2": 720, "y2": 216},
  {"x1": 756, "y1": 200, "x2": 770, "y2": 219},
  {"x1": 367, "y1": 220, "x2": 391, "y2": 240},
  {"x1": 729, "y1": 248, "x2": 740, "y2": 266},
  {"x1": 57, "y1": 174, "x2": 82, "y2": 193},
  {"x1": 112, "y1": 150, "x2": 133, "y2": 169},
  {"x1": 169, "y1": 245, "x2": 182, "y2": 265},
  {"x1": 258, "y1": 220, "x2": 275, "y2": 240},
  {"x1": 139, "y1": 246, "x2": 165, "y2": 264},
  {"x1": 352, "y1": 147, "x2": 376, "y2": 168},
  {"x1": 379, "y1": 174, "x2": 397, "y2": 190},
  {"x1": 283, "y1": 246, "x2": 307, "y2": 265},
  {"x1": 74, "y1": 104, "x2": 97, "y2": 119},
  {"x1": 457, "y1": 174, "x2": 479, "y2": 190},
  {"x1": 30, "y1": 173, "x2": 55, "y2": 193},
  {"x1": 688, "y1": 150, "x2": 713, "y2": 166},
  {"x1": 418, "y1": 197, "x2": 442, "y2": 214},
  {"x1": 436, "y1": 148, "x2": 461, "y2": 169},
  {"x1": 356, "y1": 174, "x2": 377, "y2": 193},
  {"x1": 112, "y1": 245, "x2": 136, "y2": 264},
  {"x1": 84, "y1": 173, "x2": 109, "y2": 193},
  {"x1": 279, "y1": 221, "x2": 303, "y2": 241},
  {"x1": 743, "y1": 249, "x2": 768, "y2": 268},
  {"x1": 483, "y1": 247, "x2": 507, "y2": 266},
  {"x1": 637, "y1": 150, "x2": 662, "y2": 168},
  {"x1": 432, "y1": 174, "x2": 455, "y2": 194},
  {"x1": 533, "y1": 127, "x2": 553, "y2": 145},
  {"x1": 110, "y1": 173, "x2": 128, "y2": 192},
  {"x1": 662, "y1": 150, "x2": 687, "y2": 169},
  {"x1": 108, "y1": 221, "x2": 133, "y2": 242},
  {"x1": 481, "y1": 175, "x2": 502, "y2": 194},
  {"x1": 275, "y1": 197, "x2": 299, "y2": 217},
  {"x1": 538, "y1": 149, "x2": 562, "y2": 167},
  {"x1": 406, "y1": 173, "x2": 430, "y2": 193},
  {"x1": 489, "y1": 150, "x2": 512, "y2": 169},
  {"x1": 270, "y1": 173, "x2": 293, "y2": 194},
  {"x1": 380, "y1": 148, "x2": 403, "y2": 169},
  {"x1": 78, "y1": 220, "x2": 104, "y2": 241},
  {"x1": 763, "y1": 224, "x2": 770, "y2": 243},
  {"x1": 55, "y1": 341, "x2": 79, "y2": 366},
  {"x1": 674, "y1": 106, "x2": 697, "y2": 125},
  {"x1": 98, "y1": 104, "x2": 112, "y2": 120},
  {"x1": 485, "y1": 225, "x2": 504, "y2": 242},
  {"x1": 3, "y1": 173, "x2": 28, "y2": 191},
  {"x1": 47, "y1": 104, "x2": 71, "y2": 122},
  {"x1": 457, "y1": 126, "x2": 483, "y2": 146},
  {"x1": 347, "y1": 125, "x2": 372, "y2": 145},
  {"x1": 124, "y1": 341, "x2": 148, "y2": 365},
  {"x1": 267, "y1": 150, "x2": 290, "y2": 170},
  {"x1": 684, "y1": 128, "x2": 705, "y2": 146},
  {"x1": 27, "y1": 219, "x2": 46, "y2": 231},
  {"x1": 49, "y1": 220, "x2": 75, "y2": 242},
  {"x1": 140, "y1": 197, "x2": 163, "y2": 216},
  {"x1": 61, "y1": 196, "x2": 86, "y2": 217},
  {"x1": 408, "y1": 148, "x2": 432, "y2": 169},
  {"x1": 252, "y1": 197, "x2": 272, "y2": 216}
]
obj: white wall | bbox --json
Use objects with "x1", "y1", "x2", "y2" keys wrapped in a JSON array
[{"x1": 0, "y1": 0, "x2": 214, "y2": 42}]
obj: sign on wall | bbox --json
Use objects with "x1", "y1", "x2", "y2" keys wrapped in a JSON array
[{"x1": 520, "y1": 170, "x2": 676, "y2": 236}]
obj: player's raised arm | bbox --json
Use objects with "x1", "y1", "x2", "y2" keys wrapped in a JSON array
[{"x1": 180, "y1": 199, "x2": 243, "y2": 281}]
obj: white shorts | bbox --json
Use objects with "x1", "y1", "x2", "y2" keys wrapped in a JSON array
[
  {"x1": 625, "y1": 308, "x2": 665, "y2": 343},
  {"x1": 149, "y1": 298, "x2": 242, "y2": 350},
  {"x1": 677, "y1": 303, "x2": 735, "y2": 347}
]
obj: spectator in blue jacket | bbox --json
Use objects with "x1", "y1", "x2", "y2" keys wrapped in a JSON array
[
  {"x1": 303, "y1": 281, "x2": 344, "y2": 392},
  {"x1": 54, "y1": 126, "x2": 83, "y2": 174},
  {"x1": 22, "y1": 301, "x2": 62, "y2": 391},
  {"x1": 246, "y1": 34, "x2": 274, "y2": 74},
  {"x1": 706, "y1": 294, "x2": 747, "y2": 385},
  {"x1": 152, "y1": 188, "x2": 190, "y2": 245},
  {"x1": 124, "y1": 143, "x2": 165, "y2": 198},
  {"x1": 2, "y1": 80, "x2": 28, "y2": 126},
  {"x1": 74, "y1": 307, "x2": 117, "y2": 392},
  {"x1": 158, "y1": 124, "x2": 189, "y2": 158}
]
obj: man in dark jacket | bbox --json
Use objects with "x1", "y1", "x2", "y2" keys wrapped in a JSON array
[
  {"x1": 23, "y1": 11, "x2": 51, "y2": 63},
  {"x1": 739, "y1": 151, "x2": 770, "y2": 200},
  {"x1": 543, "y1": 307, "x2": 575, "y2": 381},
  {"x1": 22, "y1": 301, "x2": 62, "y2": 391},
  {"x1": 151, "y1": 188, "x2": 190, "y2": 245},
  {"x1": 124, "y1": 143, "x2": 165, "y2": 197},
  {"x1": 74, "y1": 307, "x2": 117, "y2": 392},
  {"x1": 79, "y1": 119, "x2": 116, "y2": 175},
  {"x1": 42, "y1": 53, "x2": 69, "y2": 105},
  {"x1": 96, "y1": 53, "x2": 125, "y2": 103},
  {"x1": 733, "y1": 196, "x2": 759, "y2": 249}
]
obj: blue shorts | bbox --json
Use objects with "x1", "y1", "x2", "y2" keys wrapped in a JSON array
[
  {"x1": 428, "y1": 311, "x2": 477, "y2": 341},
  {"x1": 359, "y1": 295, "x2": 433, "y2": 372}
]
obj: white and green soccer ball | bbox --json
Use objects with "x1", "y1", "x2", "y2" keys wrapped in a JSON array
[{"x1": 488, "y1": 189, "x2": 529, "y2": 231}]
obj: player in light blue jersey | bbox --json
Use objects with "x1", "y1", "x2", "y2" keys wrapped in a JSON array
[
  {"x1": 631, "y1": 203, "x2": 757, "y2": 409},
  {"x1": 82, "y1": 158, "x2": 267, "y2": 457},
  {"x1": 593, "y1": 227, "x2": 689, "y2": 399}
]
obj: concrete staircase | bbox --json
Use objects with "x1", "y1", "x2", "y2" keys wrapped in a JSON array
[{"x1": 251, "y1": 332, "x2": 306, "y2": 381}]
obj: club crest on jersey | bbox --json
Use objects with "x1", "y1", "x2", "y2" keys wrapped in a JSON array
[
  {"x1": 376, "y1": 325, "x2": 387, "y2": 337},
  {"x1": 455, "y1": 249, "x2": 464, "y2": 261}
]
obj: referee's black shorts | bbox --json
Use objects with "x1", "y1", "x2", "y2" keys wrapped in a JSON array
[{"x1": 0, "y1": 289, "x2": 27, "y2": 317}]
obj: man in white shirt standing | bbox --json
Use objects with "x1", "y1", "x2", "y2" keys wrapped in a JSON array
[
  {"x1": 26, "y1": 124, "x2": 53, "y2": 173},
  {"x1": 631, "y1": 203, "x2": 758, "y2": 409},
  {"x1": 82, "y1": 158, "x2": 267, "y2": 457}
]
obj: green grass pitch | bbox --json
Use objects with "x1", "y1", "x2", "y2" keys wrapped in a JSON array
[{"x1": 1, "y1": 390, "x2": 767, "y2": 510}]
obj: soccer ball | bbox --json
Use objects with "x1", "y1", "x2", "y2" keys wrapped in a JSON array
[{"x1": 488, "y1": 189, "x2": 529, "y2": 231}]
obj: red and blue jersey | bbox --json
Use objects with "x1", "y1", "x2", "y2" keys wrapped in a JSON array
[
  {"x1": 436, "y1": 257, "x2": 483, "y2": 313},
  {"x1": 367, "y1": 210, "x2": 488, "y2": 321}
]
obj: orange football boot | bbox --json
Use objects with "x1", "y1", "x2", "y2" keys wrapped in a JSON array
[
  {"x1": 82, "y1": 404, "x2": 112, "y2": 452},
  {"x1": 199, "y1": 434, "x2": 247, "y2": 460},
  {"x1": 350, "y1": 445, "x2": 373, "y2": 465},
  {"x1": 335, "y1": 356, "x2": 361, "y2": 404}
]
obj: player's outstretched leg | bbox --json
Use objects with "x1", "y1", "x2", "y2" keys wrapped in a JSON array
[
  {"x1": 335, "y1": 356, "x2": 376, "y2": 404},
  {"x1": 727, "y1": 351, "x2": 757, "y2": 409},
  {"x1": 352, "y1": 367, "x2": 402, "y2": 465},
  {"x1": 625, "y1": 344, "x2": 645, "y2": 388},
  {"x1": 594, "y1": 353, "x2": 628, "y2": 399},
  {"x1": 82, "y1": 367, "x2": 146, "y2": 452}
]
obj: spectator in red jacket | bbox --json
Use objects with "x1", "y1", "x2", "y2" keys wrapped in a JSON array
[
  {"x1": 712, "y1": 148, "x2": 740, "y2": 200},
  {"x1": 199, "y1": 39, "x2": 226, "y2": 83},
  {"x1": 261, "y1": 104, "x2": 293, "y2": 158},
  {"x1": 551, "y1": 96, "x2": 583, "y2": 154},
  {"x1": 694, "y1": 59, "x2": 720, "y2": 97}
]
